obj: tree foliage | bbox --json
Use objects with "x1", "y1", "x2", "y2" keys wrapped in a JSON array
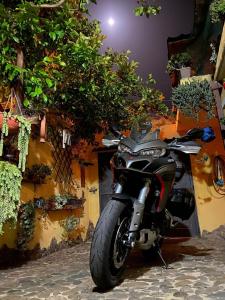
[
  {"x1": 210, "y1": 0, "x2": 225, "y2": 23},
  {"x1": 134, "y1": 0, "x2": 161, "y2": 17},
  {"x1": 0, "y1": 0, "x2": 167, "y2": 139}
]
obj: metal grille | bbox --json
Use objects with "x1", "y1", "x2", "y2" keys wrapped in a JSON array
[{"x1": 48, "y1": 127, "x2": 76, "y2": 193}]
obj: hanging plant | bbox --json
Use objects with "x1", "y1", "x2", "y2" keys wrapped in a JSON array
[
  {"x1": 16, "y1": 115, "x2": 32, "y2": 171},
  {"x1": 17, "y1": 201, "x2": 35, "y2": 250},
  {"x1": 0, "y1": 112, "x2": 9, "y2": 156},
  {"x1": 0, "y1": 161, "x2": 22, "y2": 235},
  {"x1": 0, "y1": 112, "x2": 31, "y2": 172}
]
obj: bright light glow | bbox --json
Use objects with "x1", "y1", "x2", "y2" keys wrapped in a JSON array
[{"x1": 108, "y1": 17, "x2": 115, "y2": 26}]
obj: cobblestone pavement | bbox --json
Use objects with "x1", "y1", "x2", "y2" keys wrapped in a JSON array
[{"x1": 1, "y1": 228, "x2": 225, "y2": 300}]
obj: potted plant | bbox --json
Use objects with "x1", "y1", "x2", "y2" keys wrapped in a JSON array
[
  {"x1": 167, "y1": 52, "x2": 192, "y2": 79},
  {"x1": 0, "y1": 112, "x2": 19, "y2": 132},
  {"x1": 24, "y1": 164, "x2": 52, "y2": 183},
  {"x1": 171, "y1": 80, "x2": 215, "y2": 120},
  {"x1": 210, "y1": 0, "x2": 225, "y2": 23},
  {"x1": 0, "y1": 112, "x2": 31, "y2": 172},
  {"x1": 0, "y1": 161, "x2": 22, "y2": 234}
]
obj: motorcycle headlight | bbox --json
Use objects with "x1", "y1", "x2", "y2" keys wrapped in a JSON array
[
  {"x1": 118, "y1": 144, "x2": 132, "y2": 154},
  {"x1": 139, "y1": 148, "x2": 166, "y2": 157}
]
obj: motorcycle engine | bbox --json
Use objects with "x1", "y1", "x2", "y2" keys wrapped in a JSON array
[{"x1": 166, "y1": 188, "x2": 195, "y2": 220}]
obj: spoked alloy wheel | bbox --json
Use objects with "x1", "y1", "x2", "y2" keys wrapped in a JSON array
[
  {"x1": 112, "y1": 216, "x2": 130, "y2": 270},
  {"x1": 90, "y1": 200, "x2": 132, "y2": 290}
]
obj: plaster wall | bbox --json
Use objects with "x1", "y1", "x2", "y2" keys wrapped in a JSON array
[
  {"x1": 177, "y1": 111, "x2": 225, "y2": 233},
  {"x1": 153, "y1": 110, "x2": 225, "y2": 233},
  {"x1": 0, "y1": 137, "x2": 100, "y2": 250}
]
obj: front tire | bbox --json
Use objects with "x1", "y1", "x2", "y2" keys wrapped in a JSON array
[{"x1": 90, "y1": 200, "x2": 132, "y2": 290}]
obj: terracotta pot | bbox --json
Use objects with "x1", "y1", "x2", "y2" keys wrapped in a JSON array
[
  {"x1": 0, "y1": 113, "x2": 19, "y2": 132},
  {"x1": 40, "y1": 115, "x2": 47, "y2": 143}
]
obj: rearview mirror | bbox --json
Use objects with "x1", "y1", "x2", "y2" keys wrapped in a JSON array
[{"x1": 102, "y1": 138, "x2": 120, "y2": 147}]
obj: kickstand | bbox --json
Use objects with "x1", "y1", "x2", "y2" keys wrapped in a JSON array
[
  {"x1": 157, "y1": 248, "x2": 168, "y2": 269},
  {"x1": 155, "y1": 239, "x2": 170, "y2": 269}
]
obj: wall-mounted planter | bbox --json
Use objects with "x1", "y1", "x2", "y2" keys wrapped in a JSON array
[
  {"x1": 0, "y1": 113, "x2": 19, "y2": 133},
  {"x1": 34, "y1": 197, "x2": 85, "y2": 211},
  {"x1": 23, "y1": 164, "x2": 52, "y2": 184}
]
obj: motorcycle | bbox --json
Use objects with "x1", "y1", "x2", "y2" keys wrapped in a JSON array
[{"x1": 89, "y1": 123, "x2": 215, "y2": 290}]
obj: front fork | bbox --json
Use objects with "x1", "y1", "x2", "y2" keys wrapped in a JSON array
[{"x1": 115, "y1": 180, "x2": 151, "y2": 248}]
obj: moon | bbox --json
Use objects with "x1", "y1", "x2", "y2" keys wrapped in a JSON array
[{"x1": 108, "y1": 17, "x2": 115, "y2": 26}]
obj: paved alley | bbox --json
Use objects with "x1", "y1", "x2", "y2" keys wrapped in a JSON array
[{"x1": 1, "y1": 227, "x2": 225, "y2": 300}]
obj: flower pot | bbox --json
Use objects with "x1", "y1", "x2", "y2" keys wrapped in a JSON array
[
  {"x1": 179, "y1": 67, "x2": 191, "y2": 79},
  {"x1": 0, "y1": 113, "x2": 19, "y2": 133},
  {"x1": 40, "y1": 115, "x2": 47, "y2": 143}
]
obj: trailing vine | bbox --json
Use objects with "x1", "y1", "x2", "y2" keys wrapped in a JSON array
[
  {"x1": 0, "y1": 113, "x2": 31, "y2": 172},
  {"x1": 16, "y1": 115, "x2": 32, "y2": 172},
  {"x1": 0, "y1": 112, "x2": 9, "y2": 156},
  {"x1": 0, "y1": 161, "x2": 22, "y2": 235},
  {"x1": 17, "y1": 201, "x2": 35, "y2": 250}
]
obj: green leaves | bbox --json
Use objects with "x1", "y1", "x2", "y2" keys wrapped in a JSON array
[
  {"x1": 0, "y1": 0, "x2": 167, "y2": 141},
  {"x1": 134, "y1": 2, "x2": 161, "y2": 17},
  {"x1": 0, "y1": 161, "x2": 22, "y2": 235},
  {"x1": 49, "y1": 31, "x2": 57, "y2": 41},
  {"x1": 46, "y1": 78, "x2": 53, "y2": 88},
  {"x1": 166, "y1": 52, "x2": 191, "y2": 73},
  {"x1": 49, "y1": 30, "x2": 64, "y2": 41},
  {"x1": 210, "y1": 0, "x2": 225, "y2": 23},
  {"x1": 17, "y1": 201, "x2": 35, "y2": 250},
  {"x1": 171, "y1": 80, "x2": 215, "y2": 119}
]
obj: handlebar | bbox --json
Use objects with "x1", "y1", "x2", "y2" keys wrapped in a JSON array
[
  {"x1": 109, "y1": 126, "x2": 124, "y2": 139},
  {"x1": 167, "y1": 127, "x2": 215, "y2": 143}
]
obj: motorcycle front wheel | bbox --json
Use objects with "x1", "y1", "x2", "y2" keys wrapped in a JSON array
[{"x1": 90, "y1": 199, "x2": 132, "y2": 290}]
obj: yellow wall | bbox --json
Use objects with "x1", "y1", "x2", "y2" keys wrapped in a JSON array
[
  {"x1": 161, "y1": 110, "x2": 225, "y2": 233},
  {"x1": 0, "y1": 136, "x2": 100, "y2": 250},
  {"x1": 176, "y1": 111, "x2": 225, "y2": 233}
]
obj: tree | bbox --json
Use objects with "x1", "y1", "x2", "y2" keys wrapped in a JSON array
[
  {"x1": 0, "y1": 0, "x2": 166, "y2": 140},
  {"x1": 134, "y1": 0, "x2": 161, "y2": 17}
]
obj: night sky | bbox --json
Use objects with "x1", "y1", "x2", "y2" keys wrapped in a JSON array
[{"x1": 89, "y1": 0, "x2": 195, "y2": 99}]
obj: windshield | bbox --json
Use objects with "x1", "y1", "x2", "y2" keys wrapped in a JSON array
[{"x1": 130, "y1": 121, "x2": 159, "y2": 143}]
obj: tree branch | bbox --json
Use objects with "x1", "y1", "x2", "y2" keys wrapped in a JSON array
[{"x1": 31, "y1": 0, "x2": 65, "y2": 8}]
